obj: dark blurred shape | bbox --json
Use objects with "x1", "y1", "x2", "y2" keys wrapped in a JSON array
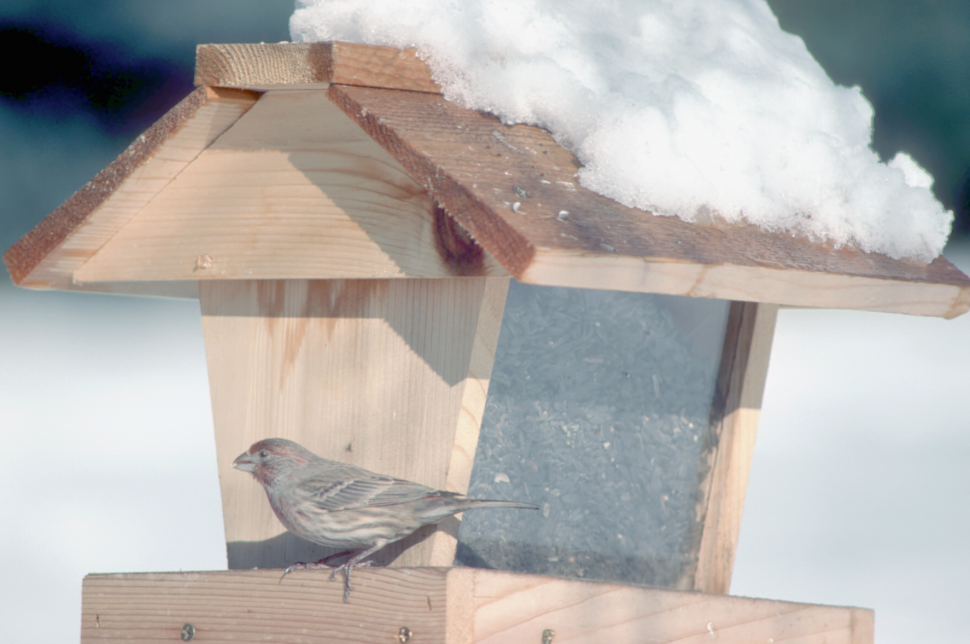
[
  {"x1": 0, "y1": 20, "x2": 193, "y2": 137},
  {"x1": 957, "y1": 170, "x2": 970, "y2": 237}
]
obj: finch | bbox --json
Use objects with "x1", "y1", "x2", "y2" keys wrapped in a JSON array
[{"x1": 233, "y1": 438, "x2": 538, "y2": 601}]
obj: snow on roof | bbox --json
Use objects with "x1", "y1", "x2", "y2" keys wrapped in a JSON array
[{"x1": 291, "y1": 0, "x2": 953, "y2": 263}]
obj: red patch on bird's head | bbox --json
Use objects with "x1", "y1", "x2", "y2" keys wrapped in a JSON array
[
  {"x1": 239, "y1": 438, "x2": 313, "y2": 486},
  {"x1": 249, "y1": 438, "x2": 309, "y2": 464}
]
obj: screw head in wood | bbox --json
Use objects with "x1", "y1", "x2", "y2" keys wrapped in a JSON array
[
  {"x1": 542, "y1": 628, "x2": 555, "y2": 644},
  {"x1": 397, "y1": 626, "x2": 412, "y2": 643},
  {"x1": 181, "y1": 623, "x2": 196, "y2": 641}
]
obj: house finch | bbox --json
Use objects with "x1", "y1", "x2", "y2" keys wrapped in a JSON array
[{"x1": 233, "y1": 438, "x2": 538, "y2": 601}]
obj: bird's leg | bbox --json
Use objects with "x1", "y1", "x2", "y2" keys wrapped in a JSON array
[
  {"x1": 279, "y1": 550, "x2": 355, "y2": 584},
  {"x1": 331, "y1": 541, "x2": 386, "y2": 603},
  {"x1": 322, "y1": 550, "x2": 356, "y2": 566}
]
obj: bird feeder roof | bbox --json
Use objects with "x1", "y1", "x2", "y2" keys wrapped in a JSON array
[{"x1": 5, "y1": 42, "x2": 969, "y2": 317}]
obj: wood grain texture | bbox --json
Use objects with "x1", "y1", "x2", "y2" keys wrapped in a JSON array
[
  {"x1": 200, "y1": 277, "x2": 509, "y2": 570},
  {"x1": 447, "y1": 567, "x2": 476, "y2": 644},
  {"x1": 3, "y1": 86, "x2": 257, "y2": 296},
  {"x1": 75, "y1": 90, "x2": 506, "y2": 283},
  {"x1": 81, "y1": 568, "x2": 873, "y2": 644},
  {"x1": 328, "y1": 83, "x2": 970, "y2": 318},
  {"x1": 472, "y1": 569, "x2": 872, "y2": 644},
  {"x1": 9, "y1": 41, "x2": 970, "y2": 316},
  {"x1": 524, "y1": 251, "x2": 970, "y2": 318},
  {"x1": 196, "y1": 41, "x2": 441, "y2": 93},
  {"x1": 691, "y1": 302, "x2": 778, "y2": 594},
  {"x1": 81, "y1": 569, "x2": 448, "y2": 643}
]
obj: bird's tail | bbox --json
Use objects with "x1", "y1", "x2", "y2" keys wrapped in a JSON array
[{"x1": 455, "y1": 499, "x2": 540, "y2": 512}]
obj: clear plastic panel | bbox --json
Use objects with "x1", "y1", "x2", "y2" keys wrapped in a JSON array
[{"x1": 456, "y1": 280, "x2": 730, "y2": 587}]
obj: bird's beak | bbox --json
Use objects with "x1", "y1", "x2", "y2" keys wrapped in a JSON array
[{"x1": 233, "y1": 451, "x2": 256, "y2": 473}]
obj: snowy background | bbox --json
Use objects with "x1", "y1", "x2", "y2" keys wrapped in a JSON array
[{"x1": 2, "y1": 1, "x2": 969, "y2": 642}]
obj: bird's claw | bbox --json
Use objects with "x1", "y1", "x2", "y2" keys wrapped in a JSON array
[
  {"x1": 279, "y1": 556, "x2": 372, "y2": 603},
  {"x1": 342, "y1": 570, "x2": 353, "y2": 603},
  {"x1": 279, "y1": 564, "x2": 300, "y2": 584},
  {"x1": 278, "y1": 559, "x2": 334, "y2": 584},
  {"x1": 325, "y1": 563, "x2": 354, "y2": 602},
  {"x1": 330, "y1": 559, "x2": 375, "y2": 602}
]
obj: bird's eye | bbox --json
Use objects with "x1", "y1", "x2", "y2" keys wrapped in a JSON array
[{"x1": 260, "y1": 450, "x2": 270, "y2": 458}]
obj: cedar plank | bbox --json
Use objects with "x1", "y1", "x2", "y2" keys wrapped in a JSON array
[
  {"x1": 3, "y1": 87, "x2": 256, "y2": 286},
  {"x1": 327, "y1": 83, "x2": 970, "y2": 291},
  {"x1": 328, "y1": 84, "x2": 536, "y2": 275},
  {"x1": 196, "y1": 42, "x2": 441, "y2": 93}
]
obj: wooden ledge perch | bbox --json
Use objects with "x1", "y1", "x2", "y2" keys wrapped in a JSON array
[
  {"x1": 5, "y1": 41, "x2": 969, "y2": 318},
  {"x1": 82, "y1": 567, "x2": 873, "y2": 644}
]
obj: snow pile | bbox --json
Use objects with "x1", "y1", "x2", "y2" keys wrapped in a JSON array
[{"x1": 291, "y1": 0, "x2": 952, "y2": 262}]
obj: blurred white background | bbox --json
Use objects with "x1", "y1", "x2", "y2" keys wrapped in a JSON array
[{"x1": 732, "y1": 242, "x2": 970, "y2": 642}]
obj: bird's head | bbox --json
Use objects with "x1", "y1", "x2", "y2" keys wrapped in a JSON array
[{"x1": 233, "y1": 438, "x2": 313, "y2": 486}]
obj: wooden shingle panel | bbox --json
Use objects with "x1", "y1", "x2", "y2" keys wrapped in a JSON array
[
  {"x1": 3, "y1": 86, "x2": 258, "y2": 293},
  {"x1": 328, "y1": 83, "x2": 970, "y2": 317},
  {"x1": 73, "y1": 90, "x2": 507, "y2": 283},
  {"x1": 5, "y1": 42, "x2": 969, "y2": 316}
]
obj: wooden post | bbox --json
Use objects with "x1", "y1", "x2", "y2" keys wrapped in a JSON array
[
  {"x1": 692, "y1": 302, "x2": 778, "y2": 593},
  {"x1": 201, "y1": 277, "x2": 509, "y2": 569}
]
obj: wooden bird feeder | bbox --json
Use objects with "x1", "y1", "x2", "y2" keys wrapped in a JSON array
[{"x1": 7, "y1": 42, "x2": 970, "y2": 643}]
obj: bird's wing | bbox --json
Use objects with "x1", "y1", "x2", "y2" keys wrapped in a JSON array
[{"x1": 294, "y1": 471, "x2": 446, "y2": 512}]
